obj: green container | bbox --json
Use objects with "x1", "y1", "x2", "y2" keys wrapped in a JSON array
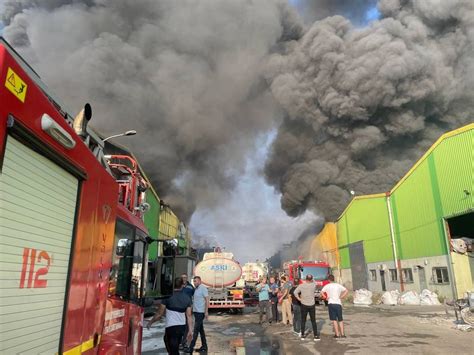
[{"x1": 144, "y1": 188, "x2": 161, "y2": 261}]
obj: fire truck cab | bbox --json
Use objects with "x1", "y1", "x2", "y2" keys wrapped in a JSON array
[{"x1": 284, "y1": 260, "x2": 332, "y2": 302}]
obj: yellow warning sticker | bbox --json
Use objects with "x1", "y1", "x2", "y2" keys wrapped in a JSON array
[{"x1": 5, "y1": 67, "x2": 27, "y2": 103}]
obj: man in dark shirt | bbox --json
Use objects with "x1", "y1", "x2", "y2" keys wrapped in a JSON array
[
  {"x1": 182, "y1": 273, "x2": 195, "y2": 298},
  {"x1": 294, "y1": 274, "x2": 320, "y2": 341},
  {"x1": 269, "y1": 276, "x2": 280, "y2": 323},
  {"x1": 180, "y1": 273, "x2": 194, "y2": 349},
  {"x1": 147, "y1": 277, "x2": 193, "y2": 355},
  {"x1": 289, "y1": 277, "x2": 302, "y2": 336}
]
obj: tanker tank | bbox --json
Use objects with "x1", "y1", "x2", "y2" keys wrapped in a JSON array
[{"x1": 194, "y1": 248, "x2": 245, "y2": 311}]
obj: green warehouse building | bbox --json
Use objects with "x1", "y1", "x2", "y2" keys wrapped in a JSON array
[{"x1": 336, "y1": 123, "x2": 473, "y2": 298}]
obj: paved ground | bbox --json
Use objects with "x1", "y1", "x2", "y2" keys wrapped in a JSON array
[{"x1": 142, "y1": 304, "x2": 473, "y2": 354}]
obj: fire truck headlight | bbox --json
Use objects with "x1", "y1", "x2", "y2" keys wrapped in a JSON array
[{"x1": 41, "y1": 114, "x2": 76, "y2": 149}]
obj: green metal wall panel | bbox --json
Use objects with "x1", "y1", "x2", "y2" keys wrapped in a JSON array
[
  {"x1": 337, "y1": 214, "x2": 349, "y2": 246},
  {"x1": 433, "y1": 128, "x2": 474, "y2": 217},
  {"x1": 144, "y1": 190, "x2": 160, "y2": 260},
  {"x1": 391, "y1": 127, "x2": 474, "y2": 260},
  {"x1": 336, "y1": 124, "x2": 473, "y2": 269},
  {"x1": 390, "y1": 159, "x2": 446, "y2": 259},
  {"x1": 337, "y1": 215, "x2": 350, "y2": 268},
  {"x1": 337, "y1": 195, "x2": 393, "y2": 264}
]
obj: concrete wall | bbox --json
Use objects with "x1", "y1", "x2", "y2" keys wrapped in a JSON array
[
  {"x1": 366, "y1": 260, "x2": 396, "y2": 293},
  {"x1": 340, "y1": 268, "x2": 353, "y2": 290},
  {"x1": 366, "y1": 256, "x2": 453, "y2": 298}
]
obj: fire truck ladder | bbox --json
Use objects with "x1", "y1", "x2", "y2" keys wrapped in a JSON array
[{"x1": 105, "y1": 155, "x2": 149, "y2": 218}]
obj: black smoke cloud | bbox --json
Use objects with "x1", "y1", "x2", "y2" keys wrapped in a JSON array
[
  {"x1": 265, "y1": 0, "x2": 474, "y2": 220},
  {"x1": 1, "y1": 0, "x2": 302, "y2": 222},
  {"x1": 3, "y1": 0, "x2": 472, "y2": 228}
]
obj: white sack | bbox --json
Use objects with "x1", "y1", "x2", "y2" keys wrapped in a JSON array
[
  {"x1": 353, "y1": 289, "x2": 373, "y2": 305},
  {"x1": 399, "y1": 291, "x2": 420, "y2": 305},
  {"x1": 420, "y1": 289, "x2": 441, "y2": 305},
  {"x1": 381, "y1": 290, "x2": 400, "y2": 305}
]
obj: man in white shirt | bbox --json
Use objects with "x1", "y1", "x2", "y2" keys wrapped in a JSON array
[
  {"x1": 147, "y1": 277, "x2": 193, "y2": 355},
  {"x1": 185, "y1": 276, "x2": 209, "y2": 353},
  {"x1": 321, "y1": 274, "x2": 348, "y2": 338}
]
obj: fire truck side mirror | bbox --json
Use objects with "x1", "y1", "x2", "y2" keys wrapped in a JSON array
[{"x1": 116, "y1": 238, "x2": 133, "y2": 257}]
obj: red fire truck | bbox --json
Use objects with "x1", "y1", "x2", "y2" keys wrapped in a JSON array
[
  {"x1": 283, "y1": 260, "x2": 332, "y2": 302},
  {"x1": 0, "y1": 37, "x2": 153, "y2": 354}
]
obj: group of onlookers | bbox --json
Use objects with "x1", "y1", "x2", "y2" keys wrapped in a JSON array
[
  {"x1": 256, "y1": 273, "x2": 348, "y2": 341},
  {"x1": 145, "y1": 271, "x2": 348, "y2": 353},
  {"x1": 147, "y1": 273, "x2": 209, "y2": 354}
]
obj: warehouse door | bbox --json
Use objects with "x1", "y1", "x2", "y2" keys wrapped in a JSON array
[
  {"x1": 446, "y1": 212, "x2": 474, "y2": 297},
  {"x1": 0, "y1": 136, "x2": 78, "y2": 354},
  {"x1": 380, "y1": 270, "x2": 386, "y2": 291},
  {"x1": 418, "y1": 267, "x2": 427, "y2": 291},
  {"x1": 349, "y1": 241, "x2": 368, "y2": 290}
]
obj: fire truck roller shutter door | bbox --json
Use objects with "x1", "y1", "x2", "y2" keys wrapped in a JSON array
[{"x1": 0, "y1": 136, "x2": 79, "y2": 354}]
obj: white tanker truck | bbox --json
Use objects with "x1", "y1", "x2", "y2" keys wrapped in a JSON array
[
  {"x1": 242, "y1": 262, "x2": 269, "y2": 287},
  {"x1": 194, "y1": 248, "x2": 245, "y2": 311}
]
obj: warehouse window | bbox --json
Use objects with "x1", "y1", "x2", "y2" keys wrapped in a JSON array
[
  {"x1": 433, "y1": 267, "x2": 449, "y2": 284},
  {"x1": 369, "y1": 270, "x2": 377, "y2": 281},
  {"x1": 402, "y1": 268, "x2": 414, "y2": 283},
  {"x1": 389, "y1": 269, "x2": 398, "y2": 282}
]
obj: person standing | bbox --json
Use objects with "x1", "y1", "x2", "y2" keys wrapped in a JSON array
[
  {"x1": 256, "y1": 277, "x2": 272, "y2": 324},
  {"x1": 294, "y1": 274, "x2": 320, "y2": 341},
  {"x1": 185, "y1": 276, "x2": 209, "y2": 353},
  {"x1": 180, "y1": 273, "x2": 194, "y2": 349},
  {"x1": 147, "y1": 277, "x2": 193, "y2": 355},
  {"x1": 279, "y1": 276, "x2": 293, "y2": 326},
  {"x1": 289, "y1": 277, "x2": 301, "y2": 336},
  {"x1": 181, "y1": 273, "x2": 195, "y2": 298},
  {"x1": 321, "y1": 274, "x2": 349, "y2": 338},
  {"x1": 269, "y1": 276, "x2": 280, "y2": 323}
]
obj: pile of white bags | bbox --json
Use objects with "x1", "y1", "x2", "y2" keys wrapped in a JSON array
[
  {"x1": 353, "y1": 289, "x2": 373, "y2": 305},
  {"x1": 419, "y1": 289, "x2": 441, "y2": 305},
  {"x1": 381, "y1": 290, "x2": 400, "y2": 305},
  {"x1": 399, "y1": 290, "x2": 421, "y2": 305}
]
